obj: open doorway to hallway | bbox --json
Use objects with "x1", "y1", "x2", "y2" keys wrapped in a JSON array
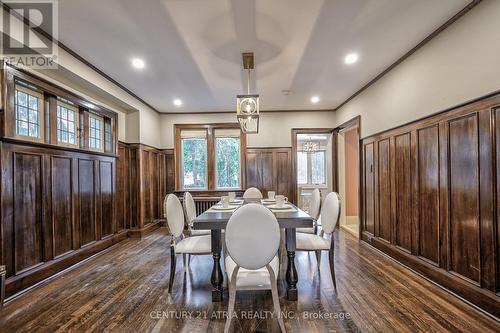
[{"x1": 337, "y1": 121, "x2": 360, "y2": 238}]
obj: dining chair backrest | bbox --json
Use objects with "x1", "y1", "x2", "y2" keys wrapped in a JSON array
[
  {"x1": 225, "y1": 203, "x2": 280, "y2": 270},
  {"x1": 243, "y1": 187, "x2": 263, "y2": 199},
  {"x1": 183, "y1": 191, "x2": 197, "y2": 224},
  {"x1": 165, "y1": 194, "x2": 185, "y2": 238},
  {"x1": 321, "y1": 192, "x2": 341, "y2": 235},
  {"x1": 309, "y1": 188, "x2": 321, "y2": 220}
]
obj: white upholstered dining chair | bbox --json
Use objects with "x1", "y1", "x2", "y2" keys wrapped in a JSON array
[
  {"x1": 164, "y1": 194, "x2": 212, "y2": 293},
  {"x1": 243, "y1": 187, "x2": 263, "y2": 199},
  {"x1": 183, "y1": 191, "x2": 210, "y2": 237},
  {"x1": 296, "y1": 192, "x2": 341, "y2": 291},
  {"x1": 297, "y1": 188, "x2": 321, "y2": 234},
  {"x1": 224, "y1": 204, "x2": 286, "y2": 333}
]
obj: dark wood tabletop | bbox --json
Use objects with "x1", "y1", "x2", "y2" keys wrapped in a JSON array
[{"x1": 192, "y1": 199, "x2": 313, "y2": 229}]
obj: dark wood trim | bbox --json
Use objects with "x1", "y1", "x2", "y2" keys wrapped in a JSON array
[
  {"x1": 158, "y1": 109, "x2": 335, "y2": 115},
  {"x1": 173, "y1": 123, "x2": 246, "y2": 191},
  {"x1": 127, "y1": 220, "x2": 162, "y2": 239},
  {"x1": 334, "y1": 0, "x2": 482, "y2": 112},
  {"x1": 6, "y1": 231, "x2": 127, "y2": 296},
  {"x1": 1, "y1": 137, "x2": 118, "y2": 158}
]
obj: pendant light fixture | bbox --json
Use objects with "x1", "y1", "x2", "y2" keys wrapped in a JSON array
[{"x1": 236, "y1": 52, "x2": 259, "y2": 133}]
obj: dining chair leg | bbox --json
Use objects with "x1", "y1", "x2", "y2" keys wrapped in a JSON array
[
  {"x1": 168, "y1": 242, "x2": 177, "y2": 294},
  {"x1": 224, "y1": 266, "x2": 239, "y2": 333},
  {"x1": 315, "y1": 250, "x2": 322, "y2": 270},
  {"x1": 182, "y1": 254, "x2": 190, "y2": 271},
  {"x1": 267, "y1": 265, "x2": 286, "y2": 333},
  {"x1": 328, "y1": 244, "x2": 337, "y2": 292}
]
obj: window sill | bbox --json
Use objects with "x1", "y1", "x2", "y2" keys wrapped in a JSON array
[{"x1": 1, "y1": 136, "x2": 118, "y2": 158}]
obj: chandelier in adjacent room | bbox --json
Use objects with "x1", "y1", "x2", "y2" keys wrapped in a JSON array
[{"x1": 303, "y1": 141, "x2": 319, "y2": 153}]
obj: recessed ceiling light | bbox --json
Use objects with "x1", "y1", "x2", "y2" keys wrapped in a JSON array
[
  {"x1": 311, "y1": 96, "x2": 320, "y2": 104},
  {"x1": 131, "y1": 58, "x2": 145, "y2": 69},
  {"x1": 173, "y1": 99, "x2": 183, "y2": 106},
  {"x1": 344, "y1": 53, "x2": 359, "y2": 65}
]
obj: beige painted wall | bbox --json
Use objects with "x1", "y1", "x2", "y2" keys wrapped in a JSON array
[
  {"x1": 334, "y1": 0, "x2": 500, "y2": 138},
  {"x1": 159, "y1": 111, "x2": 337, "y2": 149}
]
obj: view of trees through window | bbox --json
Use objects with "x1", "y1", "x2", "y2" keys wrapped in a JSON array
[
  {"x1": 182, "y1": 138, "x2": 207, "y2": 189},
  {"x1": 215, "y1": 137, "x2": 240, "y2": 188},
  {"x1": 297, "y1": 151, "x2": 326, "y2": 185}
]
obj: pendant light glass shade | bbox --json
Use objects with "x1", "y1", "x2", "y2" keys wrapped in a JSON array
[{"x1": 236, "y1": 94, "x2": 259, "y2": 133}]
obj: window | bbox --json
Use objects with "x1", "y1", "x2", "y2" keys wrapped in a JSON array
[
  {"x1": 297, "y1": 151, "x2": 326, "y2": 185},
  {"x1": 15, "y1": 84, "x2": 44, "y2": 140},
  {"x1": 297, "y1": 151, "x2": 308, "y2": 184},
  {"x1": 181, "y1": 130, "x2": 208, "y2": 189},
  {"x1": 6, "y1": 67, "x2": 117, "y2": 154},
  {"x1": 57, "y1": 101, "x2": 79, "y2": 147},
  {"x1": 215, "y1": 129, "x2": 241, "y2": 189},
  {"x1": 89, "y1": 114, "x2": 104, "y2": 151},
  {"x1": 175, "y1": 124, "x2": 245, "y2": 191}
]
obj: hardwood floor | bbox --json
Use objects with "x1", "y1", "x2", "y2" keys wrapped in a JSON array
[{"x1": 0, "y1": 228, "x2": 498, "y2": 333}]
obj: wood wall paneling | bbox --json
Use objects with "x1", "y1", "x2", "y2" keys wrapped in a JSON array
[
  {"x1": 377, "y1": 139, "x2": 391, "y2": 242},
  {"x1": 360, "y1": 96, "x2": 500, "y2": 317},
  {"x1": 363, "y1": 143, "x2": 375, "y2": 235},
  {"x1": 99, "y1": 161, "x2": 114, "y2": 238},
  {"x1": 245, "y1": 148, "x2": 293, "y2": 200},
  {"x1": 78, "y1": 159, "x2": 96, "y2": 247},
  {"x1": 14, "y1": 153, "x2": 44, "y2": 274},
  {"x1": 0, "y1": 142, "x2": 126, "y2": 297},
  {"x1": 51, "y1": 156, "x2": 74, "y2": 258},
  {"x1": 448, "y1": 114, "x2": 481, "y2": 284},
  {"x1": 394, "y1": 133, "x2": 412, "y2": 252},
  {"x1": 416, "y1": 125, "x2": 440, "y2": 265}
]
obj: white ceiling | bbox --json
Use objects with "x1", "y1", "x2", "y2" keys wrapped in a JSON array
[{"x1": 54, "y1": 0, "x2": 470, "y2": 113}]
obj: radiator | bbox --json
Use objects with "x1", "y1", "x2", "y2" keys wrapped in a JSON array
[{"x1": 193, "y1": 197, "x2": 220, "y2": 215}]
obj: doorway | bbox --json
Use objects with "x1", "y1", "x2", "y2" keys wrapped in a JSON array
[
  {"x1": 291, "y1": 129, "x2": 335, "y2": 211},
  {"x1": 336, "y1": 118, "x2": 360, "y2": 237}
]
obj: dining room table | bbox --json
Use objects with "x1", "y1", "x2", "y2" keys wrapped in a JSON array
[{"x1": 192, "y1": 197, "x2": 313, "y2": 302}]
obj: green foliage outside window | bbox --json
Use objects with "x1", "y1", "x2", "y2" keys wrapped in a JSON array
[
  {"x1": 215, "y1": 137, "x2": 240, "y2": 188},
  {"x1": 182, "y1": 138, "x2": 207, "y2": 189}
]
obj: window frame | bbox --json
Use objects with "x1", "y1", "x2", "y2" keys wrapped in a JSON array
[
  {"x1": 3, "y1": 66, "x2": 118, "y2": 156},
  {"x1": 174, "y1": 123, "x2": 246, "y2": 191},
  {"x1": 14, "y1": 84, "x2": 45, "y2": 143},
  {"x1": 56, "y1": 100, "x2": 80, "y2": 148},
  {"x1": 180, "y1": 133, "x2": 209, "y2": 190}
]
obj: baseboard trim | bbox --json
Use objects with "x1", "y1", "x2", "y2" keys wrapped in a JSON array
[
  {"x1": 128, "y1": 220, "x2": 163, "y2": 238},
  {"x1": 361, "y1": 236, "x2": 500, "y2": 319},
  {"x1": 5, "y1": 231, "x2": 128, "y2": 297}
]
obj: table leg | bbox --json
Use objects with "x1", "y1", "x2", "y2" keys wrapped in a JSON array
[
  {"x1": 211, "y1": 229, "x2": 223, "y2": 302},
  {"x1": 285, "y1": 228, "x2": 298, "y2": 301}
]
